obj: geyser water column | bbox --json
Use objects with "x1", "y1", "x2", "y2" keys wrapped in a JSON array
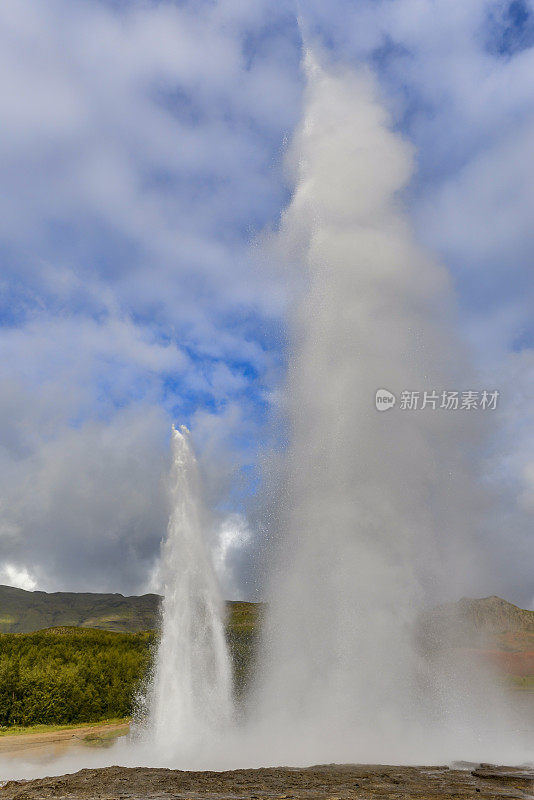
[
  {"x1": 146, "y1": 425, "x2": 233, "y2": 759},
  {"x1": 254, "y1": 54, "x2": 502, "y2": 764}
]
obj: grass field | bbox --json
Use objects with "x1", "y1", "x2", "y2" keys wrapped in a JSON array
[{"x1": 0, "y1": 718, "x2": 128, "y2": 737}]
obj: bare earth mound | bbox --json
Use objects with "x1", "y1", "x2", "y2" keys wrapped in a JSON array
[{"x1": 2, "y1": 763, "x2": 534, "y2": 799}]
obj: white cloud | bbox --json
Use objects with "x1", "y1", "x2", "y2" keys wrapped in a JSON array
[
  {"x1": 0, "y1": 402, "x2": 170, "y2": 593},
  {"x1": 0, "y1": 563, "x2": 37, "y2": 592},
  {"x1": 0, "y1": 0, "x2": 300, "y2": 594},
  {"x1": 213, "y1": 513, "x2": 252, "y2": 600}
]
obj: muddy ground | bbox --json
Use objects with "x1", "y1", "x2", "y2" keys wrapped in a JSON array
[{"x1": 1, "y1": 762, "x2": 534, "y2": 799}]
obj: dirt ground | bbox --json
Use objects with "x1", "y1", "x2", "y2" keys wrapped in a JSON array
[
  {"x1": 0, "y1": 722, "x2": 129, "y2": 760},
  {"x1": 1, "y1": 762, "x2": 534, "y2": 799}
]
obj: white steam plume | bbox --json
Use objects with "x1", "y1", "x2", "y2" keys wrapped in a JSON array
[{"x1": 251, "y1": 53, "x2": 530, "y2": 765}]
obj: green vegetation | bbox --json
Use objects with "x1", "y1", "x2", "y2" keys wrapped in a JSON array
[
  {"x1": 0, "y1": 719, "x2": 127, "y2": 737},
  {"x1": 506, "y1": 675, "x2": 534, "y2": 691},
  {"x1": 2, "y1": 591, "x2": 529, "y2": 731},
  {"x1": 0, "y1": 628, "x2": 154, "y2": 726},
  {"x1": 0, "y1": 586, "x2": 266, "y2": 637},
  {"x1": 0, "y1": 602, "x2": 262, "y2": 727},
  {"x1": 226, "y1": 601, "x2": 263, "y2": 697}
]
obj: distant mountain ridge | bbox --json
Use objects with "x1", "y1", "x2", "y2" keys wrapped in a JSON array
[
  {"x1": 425, "y1": 595, "x2": 534, "y2": 642},
  {"x1": 0, "y1": 584, "x2": 161, "y2": 633},
  {"x1": 0, "y1": 584, "x2": 532, "y2": 637},
  {"x1": 456, "y1": 595, "x2": 534, "y2": 633},
  {"x1": 0, "y1": 584, "x2": 263, "y2": 634}
]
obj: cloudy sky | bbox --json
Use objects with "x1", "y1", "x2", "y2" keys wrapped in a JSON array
[{"x1": 0, "y1": 0, "x2": 532, "y2": 605}]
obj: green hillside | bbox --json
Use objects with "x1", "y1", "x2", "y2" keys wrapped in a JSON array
[
  {"x1": 0, "y1": 588, "x2": 531, "y2": 728},
  {"x1": 0, "y1": 592, "x2": 263, "y2": 727},
  {"x1": 0, "y1": 585, "x2": 160, "y2": 633},
  {"x1": 0, "y1": 609, "x2": 262, "y2": 727},
  {"x1": 0, "y1": 585, "x2": 263, "y2": 636}
]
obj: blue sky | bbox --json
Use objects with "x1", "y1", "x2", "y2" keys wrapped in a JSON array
[{"x1": 0, "y1": 0, "x2": 532, "y2": 604}]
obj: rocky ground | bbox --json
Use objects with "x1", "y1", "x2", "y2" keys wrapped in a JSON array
[{"x1": 1, "y1": 763, "x2": 534, "y2": 799}]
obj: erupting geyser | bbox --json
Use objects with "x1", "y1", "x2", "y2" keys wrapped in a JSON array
[
  {"x1": 139, "y1": 54, "x2": 530, "y2": 771},
  {"x1": 252, "y1": 53, "x2": 530, "y2": 765},
  {"x1": 145, "y1": 425, "x2": 233, "y2": 759}
]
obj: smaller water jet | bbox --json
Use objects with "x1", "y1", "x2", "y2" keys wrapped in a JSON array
[{"x1": 144, "y1": 424, "x2": 233, "y2": 760}]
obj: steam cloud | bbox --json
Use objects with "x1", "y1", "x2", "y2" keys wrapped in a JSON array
[{"x1": 250, "y1": 53, "x2": 531, "y2": 765}]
